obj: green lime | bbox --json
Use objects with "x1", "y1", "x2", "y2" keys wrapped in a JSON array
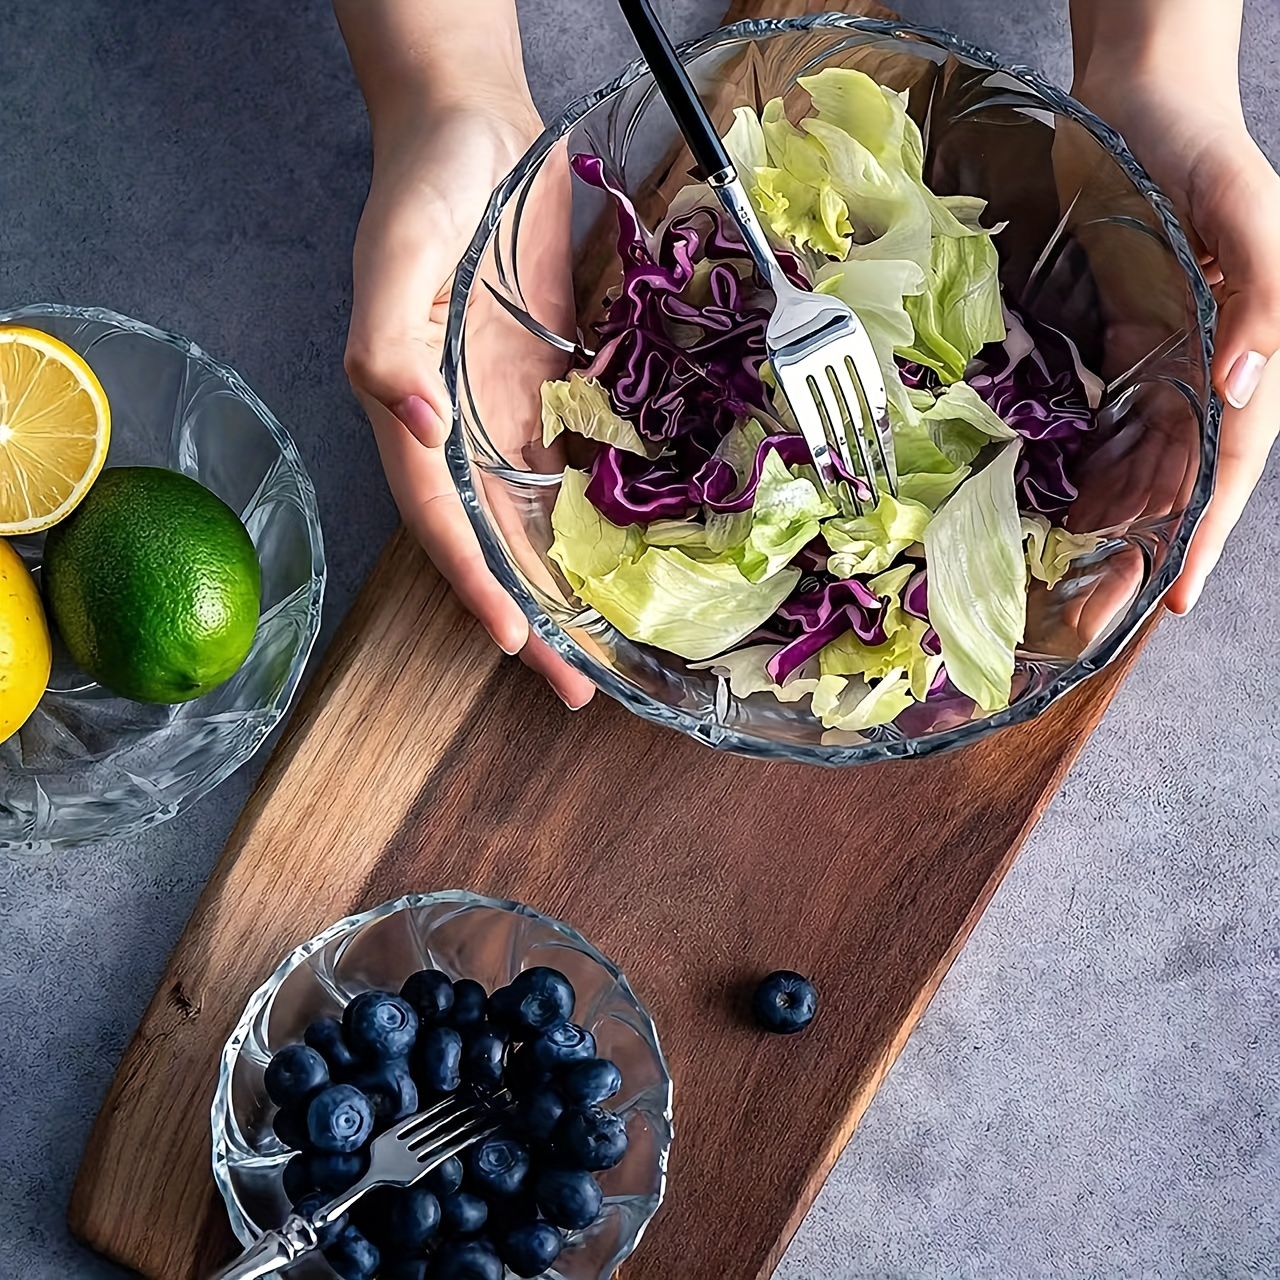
[{"x1": 42, "y1": 467, "x2": 262, "y2": 704}]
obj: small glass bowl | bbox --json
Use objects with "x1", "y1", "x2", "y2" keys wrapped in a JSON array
[
  {"x1": 211, "y1": 893, "x2": 673, "y2": 1280},
  {"x1": 0, "y1": 303, "x2": 325, "y2": 853},
  {"x1": 443, "y1": 15, "x2": 1218, "y2": 766}
]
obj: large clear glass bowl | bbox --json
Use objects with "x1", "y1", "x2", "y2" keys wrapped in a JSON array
[
  {"x1": 211, "y1": 893, "x2": 673, "y2": 1280},
  {"x1": 0, "y1": 304, "x2": 325, "y2": 852},
  {"x1": 443, "y1": 15, "x2": 1218, "y2": 766}
]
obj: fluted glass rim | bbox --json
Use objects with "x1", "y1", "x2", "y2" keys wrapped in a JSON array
[
  {"x1": 0, "y1": 302, "x2": 326, "y2": 850},
  {"x1": 210, "y1": 891, "x2": 674, "y2": 1276},
  {"x1": 443, "y1": 14, "x2": 1220, "y2": 767}
]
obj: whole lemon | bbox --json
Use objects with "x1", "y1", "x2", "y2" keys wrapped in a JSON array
[
  {"x1": 42, "y1": 467, "x2": 261, "y2": 704},
  {"x1": 0, "y1": 539, "x2": 52, "y2": 738}
]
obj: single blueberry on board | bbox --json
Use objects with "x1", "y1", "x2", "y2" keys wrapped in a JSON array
[
  {"x1": 305, "y1": 1017, "x2": 361, "y2": 1077},
  {"x1": 414, "y1": 1025, "x2": 463, "y2": 1094},
  {"x1": 323, "y1": 1225, "x2": 380, "y2": 1280},
  {"x1": 343, "y1": 991, "x2": 419, "y2": 1062},
  {"x1": 307, "y1": 1084, "x2": 375, "y2": 1154},
  {"x1": 752, "y1": 970, "x2": 818, "y2": 1035},
  {"x1": 499, "y1": 1220, "x2": 564, "y2": 1278},
  {"x1": 264, "y1": 1044, "x2": 330, "y2": 1107},
  {"x1": 467, "y1": 1132, "x2": 530, "y2": 1198},
  {"x1": 529, "y1": 1021, "x2": 596, "y2": 1073},
  {"x1": 534, "y1": 1166, "x2": 604, "y2": 1231},
  {"x1": 399, "y1": 969, "x2": 455, "y2": 1026},
  {"x1": 556, "y1": 1104, "x2": 629, "y2": 1171},
  {"x1": 382, "y1": 1185, "x2": 441, "y2": 1251},
  {"x1": 438, "y1": 1190, "x2": 489, "y2": 1237},
  {"x1": 450, "y1": 978, "x2": 488, "y2": 1030},
  {"x1": 559, "y1": 1057, "x2": 622, "y2": 1107}
]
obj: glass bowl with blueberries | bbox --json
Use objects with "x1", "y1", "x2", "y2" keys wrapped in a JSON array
[{"x1": 211, "y1": 893, "x2": 673, "y2": 1280}]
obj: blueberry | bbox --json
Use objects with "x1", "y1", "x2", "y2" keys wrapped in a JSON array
[
  {"x1": 450, "y1": 978, "x2": 488, "y2": 1030},
  {"x1": 556, "y1": 1105, "x2": 629, "y2": 1171},
  {"x1": 504, "y1": 1041, "x2": 549, "y2": 1095},
  {"x1": 438, "y1": 1190, "x2": 488, "y2": 1237},
  {"x1": 272, "y1": 1102, "x2": 310, "y2": 1152},
  {"x1": 293, "y1": 1192, "x2": 349, "y2": 1249},
  {"x1": 462, "y1": 1026, "x2": 508, "y2": 1092},
  {"x1": 382, "y1": 1185, "x2": 440, "y2": 1250},
  {"x1": 343, "y1": 991, "x2": 419, "y2": 1062},
  {"x1": 307, "y1": 1084, "x2": 375, "y2": 1153},
  {"x1": 490, "y1": 967, "x2": 575, "y2": 1036},
  {"x1": 350, "y1": 1058, "x2": 418, "y2": 1123},
  {"x1": 534, "y1": 1166, "x2": 604, "y2": 1231},
  {"x1": 498, "y1": 1221, "x2": 564, "y2": 1278},
  {"x1": 559, "y1": 1057, "x2": 622, "y2": 1107},
  {"x1": 400, "y1": 969, "x2": 455, "y2": 1026},
  {"x1": 467, "y1": 1132, "x2": 530, "y2": 1198},
  {"x1": 381, "y1": 1260, "x2": 429, "y2": 1280},
  {"x1": 281, "y1": 1151, "x2": 314, "y2": 1205},
  {"x1": 264, "y1": 1044, "x2": 330, "y2": 1107},
  {"x1": 414, "y1": 1025, "x2": 463, "y2": 1094},
  {"x1": 529, "y1": 1022, "x2": 596, "y2": 1074},
  {"x1": 429, "y1": 1238, "x2": 503, "y2": 1280},
  {"x1": 515, "y1": 1085, "x2": 565, "y2": 1143},
  {"x1": 310, "y1": 1150, "x2": 369, "y2": 1197},
  {"x1": 752, "y1": 970, "x2": 818, "y2": 1035},
  {"x1": 422, "y1": 1154, "x2": 464, "y2": 1198},
  {"x1": 324, "y1": 1225, "x2": 380, "y2": 1280},
  {"x1": 306, "y1": 1017, "x2": 361, "y2": 1077}
]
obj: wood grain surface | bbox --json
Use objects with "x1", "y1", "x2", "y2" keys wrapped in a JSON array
[{"x1": 70, "y1": 3, "x2": 1160, "y2": 1278}]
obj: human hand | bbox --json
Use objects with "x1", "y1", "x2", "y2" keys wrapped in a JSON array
[
  {"x1": 1075, "y1": 72, "x2": 1280, "y2": 614},
  {"x1": 343, "y1": 98, "x2": 597, "y2": 709}
]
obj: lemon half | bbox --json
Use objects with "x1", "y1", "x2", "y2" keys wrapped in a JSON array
[{"x1": 0, "y1": 326, "x2": 111, "y2": 534}]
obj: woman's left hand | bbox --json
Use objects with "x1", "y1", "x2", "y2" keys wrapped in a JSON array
[{"x1": 1077, "y1": 71, "x2": 1280, "y2": 613}]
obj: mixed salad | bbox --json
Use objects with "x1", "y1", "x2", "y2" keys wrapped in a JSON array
[{"x1": 543, "y1": 68, "x2": 1101, "y2": 733}]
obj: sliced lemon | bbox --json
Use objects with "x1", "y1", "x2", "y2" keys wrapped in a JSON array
[{"x1": 0, "y1": 326, "x2": 111, "y2": 534}]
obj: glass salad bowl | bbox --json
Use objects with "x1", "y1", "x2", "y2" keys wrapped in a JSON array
[
  {"x1": 212, "y1": 892, "x2": 673, "y2": 1280},
  {"x1": 0, "y1": 304, "x2": 325, "y2": 852},
  {"x1": 443, "y1": 15, "x2": 1217, "y2": 766}
]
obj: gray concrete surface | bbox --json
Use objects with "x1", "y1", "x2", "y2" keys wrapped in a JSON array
[{"x1": 0, "y1": 2, "x2": 1277, "y2": 1277}]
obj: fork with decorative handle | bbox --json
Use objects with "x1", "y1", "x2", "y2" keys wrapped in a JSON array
[
  {"x1": 208, "y1": 1096, "x2": 498, "y2": 1280},
  {"x1": 616, "y1": 0, "x2": 898, "y2": 511}
]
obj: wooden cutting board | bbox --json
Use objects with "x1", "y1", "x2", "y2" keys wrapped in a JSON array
[{"x1": 70, "y1": 3, "x2": 1159, "y2": 1278}]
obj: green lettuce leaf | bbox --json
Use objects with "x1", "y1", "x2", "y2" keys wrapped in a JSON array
[
  {"x1": 823, "y1": 494, "x2": 932, "y2": 577},
  {"x1": 549, "y1": 467, "x2": 642, "y2": 589},
  {"x1": 577, "y1": 547, "x2": 799, "y2": 662},
  {"x1": 690, "y1": 643, "x2": 822, "y2": 702},
  {"x1": 922, "y1": 440, "x2": 1027, "y2": 712},
  {"x1": 541, "y1": 373, "x2": 655, "y2": 457},
  {"x1": 811, "y1": 669, "x2": 917, "y2": 732},
  {"x1": 1022, "y1": 515, "x2": 1103, "y2": 589},
  {"x1": 723, "y1": 450, "x2": 835, "y2": 582}
]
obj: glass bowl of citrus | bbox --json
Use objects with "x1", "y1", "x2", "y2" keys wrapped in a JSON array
[{"x1": 0, "y1": 304, "x2": 325, "y2": 854}]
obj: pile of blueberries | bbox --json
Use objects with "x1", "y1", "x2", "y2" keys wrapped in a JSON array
[{"x1": 265, "y1": 966, "x2": 627, "y2": 1280}]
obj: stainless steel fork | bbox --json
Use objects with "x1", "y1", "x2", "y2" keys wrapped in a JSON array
[
  {"x1": 617, "y1": 0, "x2": 898, "y2": 511},
  {"x1": 208, "y1": 1097, "x2": 498, "y2": 1280}
]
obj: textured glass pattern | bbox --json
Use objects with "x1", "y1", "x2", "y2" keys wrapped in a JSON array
[
  {"x1": 0, "y1": 304, "x2": 325, "y2": 852},
  {"x1": 211, "y1": 893, "x2": 673, "y2": 1280},
  {"x1": 443, "y1": 16, "x2": 1219, "y2": 766}
]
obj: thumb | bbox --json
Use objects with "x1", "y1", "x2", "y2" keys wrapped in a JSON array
[
  {"x1": 344, "y1": 205, "x2": 460, "y2": 449},
  {"x1": 1206, "y1": 169, "x2": 1280, "y2": 411}
]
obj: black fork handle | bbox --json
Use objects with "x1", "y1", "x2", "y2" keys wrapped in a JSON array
[{"x1": 617, "y1": 0, "x2": 734, "y2": 181}]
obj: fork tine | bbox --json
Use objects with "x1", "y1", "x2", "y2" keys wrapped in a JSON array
[
  {"x1": 405, "y1": 1109, "x2": 487, "y2": 1153},
  {"x1": 824, "y1": 365, "x2": 879, "y2": 508},
  {"x1": 414, "y1": 1117, "x2": 501, "y2": 1168},
  {"x1": 393, "y1": 1096, "x2": 460, "y2": 1140},
  {"x1": 807, "y1": 373, "x2": 866, "y2": 516},
  {"x1": 844, "y1": 355, "x2": 899, "y2": 500}
]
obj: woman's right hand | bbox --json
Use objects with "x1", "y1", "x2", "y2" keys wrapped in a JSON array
[{"x1": 342, "y1": 96, "x2": 597, "y2": 710}]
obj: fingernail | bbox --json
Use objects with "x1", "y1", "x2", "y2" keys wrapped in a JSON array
[
  {"x1": 1225, "y1": 351, "x2": 1268, "y2": 410},
  {"x1": 557, "y1": 691, "x2": 590, "y2": 712},
  {"x1": 391, "y1": 394, "x2": 446, "y2": 443},
  {"x1": 1176, "y1": 578, "x2": 1204, "y2": 614},
  {"x1": 487, "y1": 628, "x2": 521, "y2": 657}
]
